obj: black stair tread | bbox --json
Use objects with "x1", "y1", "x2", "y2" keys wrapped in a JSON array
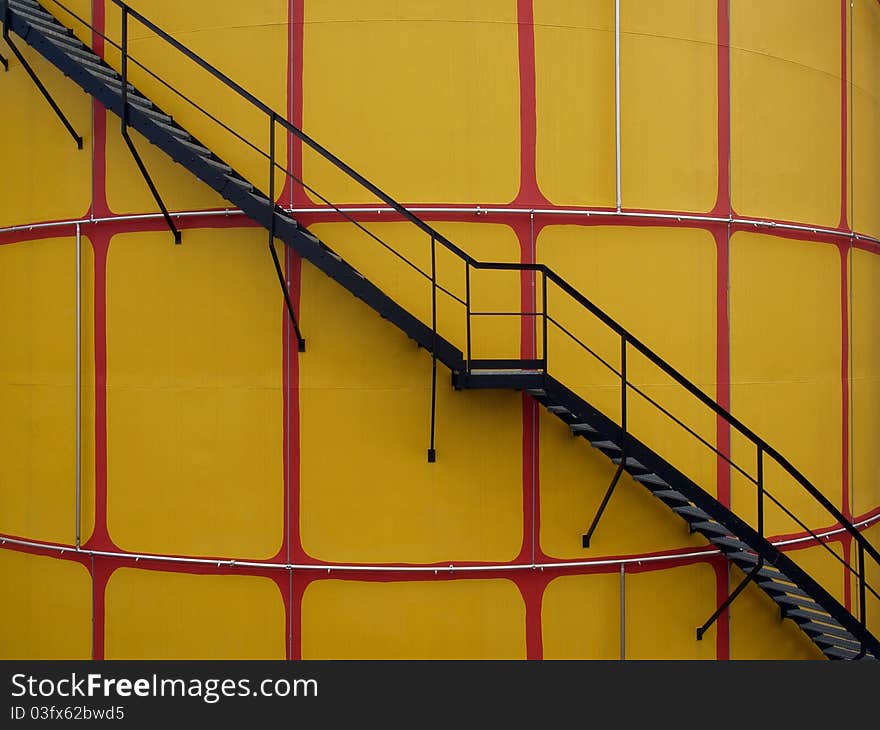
[
  {"x1": 223, "y1": 174, "x2": 253, "y2": 191},
  {"x1": 798, "y1": 620, "x2": 860, "y2": 641},
  {"x1": 785, "y1": 607, "x2": 836, "y2": 624},
  {"x1": 757, "y1": 579, "x2": 810, "y2": 598},
  {"x1": 710, "y1": 536, "x2": 753, "y2": 552},
  {"x1": 546, "y1": 405, "x2": 569, "y2": 414},
  {"x1": 589, "y1": 440, "x2": 621, "y2": 452},
  {"x1": 198, "y1": 155, "x2": 233, "y2": 173},
  {"x1": 525, "y1": 388, "x2": 546, "y2": 397},
  {"x1": 823, "y1": 645, "x2": 862, "y2": 660},
  {"x1": 811, "y1": 633, "x2": 865, "y2": 652},
  {"x1": 730, "y1": 551, "x2": 777, "y2": 569},
  {"x1": 569, "y1": 423, "x2": 596, "y2": 433},
  {"x1": 691, "y1": 520, "x2": 733, "y2": 537},
  {"x1": 671, "y1": 504, "x2": 712, "y2": 521},
  {"x1": 632, "y1": 472, "x2": 670, "y2": 487},
  {"x1": 652, "y1": 489, "x2": 690, "y2": 504},
  {"x1": 773, "y1": 593, "x2": 827, "y2": 613},
  {"x1": 611, "y1": 456, "x2": 647, "y2": 470}
]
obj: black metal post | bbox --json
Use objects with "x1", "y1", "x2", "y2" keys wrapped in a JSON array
[
  {"x1": 620, "y1": 334, "x2": 627, "y2": 435},
  {"x1": 120, "y1": 7, "x2": 181, "y2": 244},
  {"x1": 856, "y1": 541, "x2": 867, "y2": 658},
  {"x1": 465, "y1": 259, "x2": 471, "y2": 372},
  {"x1": 757, "y1": 445, "x2": 764, "y2": 538},
  {"x1": 542, "y1": 270, "x2": 548, "y2": 371},
  {"x1": 3, "y1": 5, "x2": 82, "y2": 147},
  {"x1": 697, "y1": 558, "x2": 762, "y2": 640},
  {"x1": 428, "y1": 235, "x2": 438, "y2": 463},
  {"x1": 583, "y1": 459, "x2": 625, "y2": 548},
  {"x1": 267, "y1": 112, "x2": 305, "y2": 352}
]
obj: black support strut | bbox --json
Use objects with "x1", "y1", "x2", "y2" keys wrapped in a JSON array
[
  {"x1": 120, "y1": 6, "x2": 179, "y2": 245},
  {"x1": 2, "y1": 7, "x2": 82, "y2": 147},
  {"x1": 582, "y1": 458, "x2": 625, "y2": 548},
  {"x1": 697, "y1": 558, "x2": 763, "y2": 641}
]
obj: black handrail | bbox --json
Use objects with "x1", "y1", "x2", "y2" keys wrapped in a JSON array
[{"x1": 29, "y1": 0, "x2": 880, "y2": 611}]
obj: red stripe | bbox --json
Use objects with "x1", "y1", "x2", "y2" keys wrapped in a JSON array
[{"x1": 513, "y1": 0, "x2": 549, "y2": 207}]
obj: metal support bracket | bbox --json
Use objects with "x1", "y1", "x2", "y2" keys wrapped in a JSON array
[
  {"x1": 427, "y1": 235, "x2": 438, "y2": 463},
  {"x1": 696, "y1": 557, "x2": 763, "y2": 640},
  {"x1": 0, "y1": 51, "x2": 8, "y2": 71},
  {"x1": 2, "y1": 17, "x2": 82, "y2": 147},
  {"x1": 120, "y1": 6, "x2": 179, "y2": 244},
  {"x1": 268, "y1": 241, "x2": 306, "y2": 353},
  {"x1": 582, "y1": 457, "x2": 625, "y2": 548}
]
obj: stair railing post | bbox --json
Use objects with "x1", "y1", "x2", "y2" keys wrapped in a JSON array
[
  {"x1": 427, "y1": 235, "x2": 438, "y2": 463},
  {"x1": 266, "y1": 110, "x2": 306, "y2": 352},
  {"x1": 757, "y1": 444, "x2": 764, "y2": 539},
  {"x1": 542, "y1": 270, "x2": 548, "y2": 374},
  {"x1": 119, "y1": 3, "x2": 181, "y2": 244},
  {"x1": 620, "y1": 333, "x2": 627, "y2": 439},
  {"x1": 465, "y1": 259, "x2": 471, "y2": 373},
  {"x1": 856, "y1": 541, "x2": 867, "y2": 658}
]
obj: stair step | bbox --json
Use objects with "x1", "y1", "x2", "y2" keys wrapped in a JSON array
[
  {"x1": 525, "y1": 388, "x2": 546, "y2": 397},
  {"x1": 710, "y1": 536, "x2": 752, "y2": 553},
  {"x1": 126, "y1": 101, "x2": 173, "y2": 124},
  {"x1": 823, "y1": 645, "x2": 862, "y2": 660},
  {"x1": 99, "y1": 75, "x2": 137, "y2": 94},
  {"x1": 611, "y1": 456, "x2": 646, "y2": 470},
  {"x1": 223, "y1": 174, "x2": 253, "y2": 193},
  {"x1": 798, "y1": 620, "x2": 859, "y2": 641},
  {"x1": 691, "y1": 520, "x2": 733, "y2": 537},
  {"x1": 811, "y1": 633, "x2": 864, "y2": 652},
  {"x1": 652, "y1": 489, "x2": 690, "y2": 504},
  {"x1": 198, "y1": 155, "x2": 233, "y2": 174},
  {"x1": 569, "y1": 423, "x2": 596, "y2": 434},
  {"x1": 169, "y1": 135, "x2": 211, "y2": 156},
  {"x1": 671, "y1": 504, "x2": 711, "y2": 521},
  {"x1": 589, "y1": 440, "x2": 621, "y2": 452},
  {"x1": 785, "y1": 607, "x2": 835, "y2": 624},
  {"x1": 757, "y1": 580, "x2": 810, "y2": 598},
  {"x1": 773, "y1": 593, "x2": 826, "y2": 614},
  {"x1": 546, "y1": 405, "x2": 569, "y2": 414},
  {"x1": 632, "y1": 472, "x2": 669, "y2": 488},
  {"x1": 150, "y1": 118, "x2": 191, "y2": 140},
  {"x1": 76, "y1": 56, "x2": 117, "y2": 78},
  {"x1": 11, "y1": 5, "x2": 68, "y2": 31}
]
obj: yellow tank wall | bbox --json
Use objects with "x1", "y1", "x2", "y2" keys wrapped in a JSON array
[{"x1": 1, "y1": 0, "x2": 879, "y2": 660}]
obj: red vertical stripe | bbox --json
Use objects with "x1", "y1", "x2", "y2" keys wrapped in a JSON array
[{"x1": 514, "y1": 0, "x2": 550, "y2": 206}]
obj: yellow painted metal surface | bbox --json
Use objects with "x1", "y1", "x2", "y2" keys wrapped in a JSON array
[
  {"x1": 0, "y1": 549, "x2": 92, "y2": 659},
  {"x1": 850, "y1": 247, "x2": 880, "y2": 518},
  {"x1": 731, "y1": 0, "x2": 841, "y2": 226},
  {"x1": 301, "y1": 578, "x2": 525, "y2": 659},
  {"x1": 105, "y1": 229, "x2": 283, "y2": 559},
  {"x1": 729, "y1": 233, "x2": 841, "y2": 536},
  {"x1": 105, "y1": 567, "x2": 285, "y2": 658},
  {"x1": 0, "y1": 3, "x2": 92, "y2": 228},
  {"x1": 299, "y1": 222, "x2": 523, "y2": 563},
  {"x1": 621, "y1": 0, "x2": 717, "y2": 212},
  {"x1": 625, "y1": 563, "x2": 718, "y2": 659},
  {"x1": 853, "y1": 0, "x2": 880, "y2": 239},
  {"x1": 103, "y1": 0, "x2": 288, "y2": 212},
  {"x1": 537, "y1": 225, "x2": 716, "y2": 558},
  {"x1": 542, "y1": 573, "x2": 620, "y2": 659},
  {"x1": 0, "y1": 237, "x2": 95, "y2": 544},
  {"x1": 534, "y1": 0, "x2": 615, "y2": 207},
  {"x1": 302, "y1": 0, "x2": 520, "y2": 204}
]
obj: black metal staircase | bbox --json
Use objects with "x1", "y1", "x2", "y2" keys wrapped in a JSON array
[{"x1": 4, "y1": 0, "x2": 878, "y2": 660}]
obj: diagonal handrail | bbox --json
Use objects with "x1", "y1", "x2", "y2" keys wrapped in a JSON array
[{"x1": 15, "y1": 0, "x2": 880, "y2": 624}]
